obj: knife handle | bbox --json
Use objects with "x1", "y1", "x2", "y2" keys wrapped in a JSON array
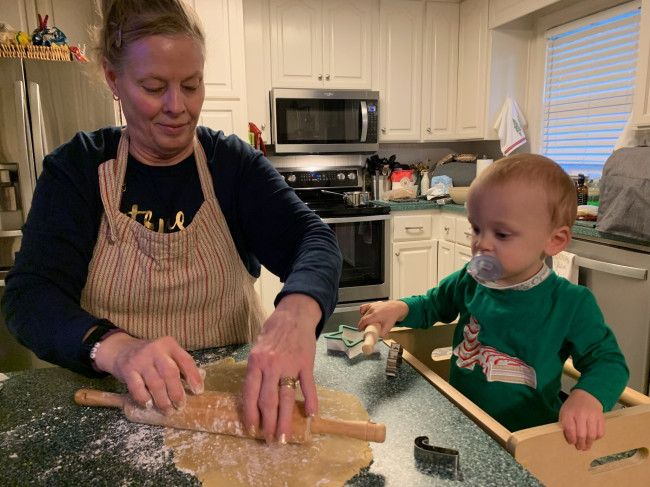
[
  {"x1": 75, "y1": 389, "x2": 125, "y2": 409},
  {"x1": 311, "y1": 416, "x2": 386, "y2": 443}
]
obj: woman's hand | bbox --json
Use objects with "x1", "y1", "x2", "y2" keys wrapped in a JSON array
[
  {"x1": 357, "y1": 300, "x2": 409, "y2": 337},
  {"x1": 94, "y1": 333, "x2": 204, "y2": 415},
  {"x1": 242, "y1": 293, "x2": 321, "y2": 444},
  {"x1": 558, "y1": 388, "x2": 605, "y2": 451}
]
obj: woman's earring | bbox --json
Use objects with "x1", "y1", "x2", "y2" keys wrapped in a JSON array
[{"x1": 112, "y1": 93, "x2": 120, "y2": 101}]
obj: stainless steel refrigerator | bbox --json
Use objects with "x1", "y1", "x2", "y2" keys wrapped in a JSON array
[{"x1": 0, "y1": 57, "x2": 121, "y2": 371}]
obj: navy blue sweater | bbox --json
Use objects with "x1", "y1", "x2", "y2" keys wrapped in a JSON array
[{"x1": 2, "y1": 126, "x2": 342, "y2": 376}]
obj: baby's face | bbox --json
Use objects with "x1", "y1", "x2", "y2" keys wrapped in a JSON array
[{"x1": 466, "y1": 180, "x2": 555, "y2": 286}]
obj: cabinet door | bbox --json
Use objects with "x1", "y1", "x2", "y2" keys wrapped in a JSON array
[
  {"x1": 200, "y1": 99, "x2": 248, "y2": 139},
  {"x1": 455, "y1": 0, "x2": 489, "y2": 139},
  {"x1": 632, "y1": 0, "x2": 650, "y2": 127},
  {"x1": 258, "y1": 266, "x2": 283, "y2": 317},
  {"x1": 438, "y1": 240, "x2": 456, "y2": 283},
  {"x1": 392, "y1": 240, "x2": 437, "y2": 299},
  {"x1": 421, "y1": 2, "x2": 459, "y2": 141},
  {"x1": 323, "y1": 0, "x2": 375, "y2": 88},
  {"x1": 454, "y1": 244, "x2": 472, "y2": 272},
  {"x1": 270, "y1": 0, "x2": 323, "y2": 87},
  {"x1": 378, "y1": 0, "x2": 423, "y2": 141}
]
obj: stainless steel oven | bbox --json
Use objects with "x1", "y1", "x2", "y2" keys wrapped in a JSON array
[{"x1": 277, "y1": 166, "x2": 390, "y2": 332}]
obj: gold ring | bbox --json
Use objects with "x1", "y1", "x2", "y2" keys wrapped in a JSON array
[{"x1": 279, "y1": 376, "x2": 299, "y2": 389}]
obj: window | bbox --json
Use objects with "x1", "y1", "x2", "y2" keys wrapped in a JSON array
[{"x1": 541, "y1": 2, "x2": 641, "y2": 178}]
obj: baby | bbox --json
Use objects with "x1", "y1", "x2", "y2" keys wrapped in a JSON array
[{"x1": 359, "y1": 154, "x2": 629, "y2": 451}]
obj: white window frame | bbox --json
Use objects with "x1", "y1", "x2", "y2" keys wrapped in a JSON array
[{"x1": 540, "y1": 1, "x2": 641, "y2": 178}]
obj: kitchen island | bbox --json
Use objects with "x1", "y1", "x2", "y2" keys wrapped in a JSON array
[{"x1": 0, "y1": 339, "x2": 542, "y2": 486}]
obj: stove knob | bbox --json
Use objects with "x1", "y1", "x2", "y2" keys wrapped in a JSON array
[
  {"x1": 336, "y1": 173, "x2": 346, "y2": 180},
  {"x1": 287, "y1": 174, "x2": 297, "y2": 183},
  {"x1": 347, "y1": 172, "x2": 356, "y2": 180}
]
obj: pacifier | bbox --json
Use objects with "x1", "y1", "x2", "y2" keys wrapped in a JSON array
[{"x1": 467, "y1": 254, "x2": 504, "y2": 284}]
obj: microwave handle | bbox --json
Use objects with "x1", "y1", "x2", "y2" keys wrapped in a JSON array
[{"x1": 360, "y1": 101, "x2": 368, "y2": 143}]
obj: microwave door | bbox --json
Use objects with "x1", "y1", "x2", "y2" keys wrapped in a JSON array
[{"x1": 360, "y1": 101, "x2": 368, "y2": 143}]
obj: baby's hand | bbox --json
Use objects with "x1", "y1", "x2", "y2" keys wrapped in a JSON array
[
  {"x1": 357, "y1": 300, "x2": 409, "y2": 337},
  {"x1": 558, "y1": 389, "x2": 605, "y2": 451}
]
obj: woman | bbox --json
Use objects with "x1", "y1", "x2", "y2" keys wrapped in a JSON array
[{"x1": 2, "y1": 0, "x2": 341, "y2": 445}]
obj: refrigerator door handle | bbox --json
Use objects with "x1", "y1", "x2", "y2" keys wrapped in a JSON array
[
  {"x1": 27, "y1": 81, "x2": 48, "y2": 181},
  {"x1": 13, "y1": 80, "x2": 35, "y2": 217}
]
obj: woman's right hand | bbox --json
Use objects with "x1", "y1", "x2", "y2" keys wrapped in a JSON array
[
  {"x1": 94, "y1": 333, "x2": 204, "y2": 414},
  {"x1": 357, "y1": 300, "x2": 409, "y2": 336}
]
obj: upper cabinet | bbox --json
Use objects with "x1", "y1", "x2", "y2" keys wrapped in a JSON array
[
  {"x1": 378, "y1": 0, "x2": 423, "y2": 141},
  {"x1": 488, "y1": 0, "x2": 561, "y2": 28},
  {"x1": 421, "y1": 2, "x2": 459, "y2": 141},
  {"x1": 269, "y1": 0, "x2": 376, "y2": 88}
]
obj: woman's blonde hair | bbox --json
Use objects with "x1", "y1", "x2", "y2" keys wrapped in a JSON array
[
  {"x1": 89, "y1": 0, "x2": 205, "y2": 75},
  {"x1": 470, "y1": 154, "x2": 577, "y2": 228}
]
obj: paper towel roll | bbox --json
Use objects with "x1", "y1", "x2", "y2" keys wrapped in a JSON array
[{"x1": 476, "y1": 158, "x2": 493, "y2": 176}]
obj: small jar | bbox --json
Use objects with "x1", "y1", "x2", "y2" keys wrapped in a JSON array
[{"x1": 420, "y1": 171, "x2": 430, "y2": 194}]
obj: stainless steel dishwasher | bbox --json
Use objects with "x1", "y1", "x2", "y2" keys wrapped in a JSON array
[{"x1": 566, "y1": 237, "x2": 650, "y2": 395}]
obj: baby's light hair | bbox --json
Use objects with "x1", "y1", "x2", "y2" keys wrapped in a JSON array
[{"x1": 470, "y1": 154, "x2": 577, "y2": 228}]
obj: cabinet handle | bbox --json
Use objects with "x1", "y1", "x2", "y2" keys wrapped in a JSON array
[
  {"x1": 381, "y1": 128, "x2": 386, "y2": 133},
  {"x1": 395, "y1": 251, "x2": 400, "y2": 256},
  {"x1": 326, "y1": 74, "x2": 330, "y2": 80},
  {"x1": 444, "y1": 226, "x2": 450, "y2": 231},
  {"x1": 427, "y1": 128, "x2": 432, "y2": 134},
  {"x1": 318, "y1": 73, "x2": 323, "y2": 80},
  {"x1": 464, "y1": 231, "x2": 472, "y2": 237},
  {"x1": 261, "y1": 123, "x2": 266, "y2": 130},
  {"x1": 405, "y1": 226, "x2": 424, "y2": 231}
]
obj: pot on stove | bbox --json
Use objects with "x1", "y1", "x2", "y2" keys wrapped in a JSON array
[{"x1": 321, "y1": 190, "x2": 369, "y2": 207}]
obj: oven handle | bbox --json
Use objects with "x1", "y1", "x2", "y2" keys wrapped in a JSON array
[
  {"x1": 360, "y1": 100, "x2": 368, "y2": 143},
  {"x1": 321, "y1": 214, "x2": 390, "y2": 224},
  {"x1": 332, "y1": 304, "x2": 365, "y2": 315}
]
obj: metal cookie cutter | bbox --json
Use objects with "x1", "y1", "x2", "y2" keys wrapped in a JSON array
[
  {"x1": 414, "y1": 436, "x2": 461, "y2": 480},
  {"x1": 385, "y1": 342, "x2": 403, "y2": 377}
]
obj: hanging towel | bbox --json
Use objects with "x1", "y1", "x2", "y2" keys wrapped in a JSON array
[
  {"x1": 493, "y1": 95, "x2": 527, "y2": 156},
  {"x1": 552, "y1": 251, "x2": 578, "y2": 284}
]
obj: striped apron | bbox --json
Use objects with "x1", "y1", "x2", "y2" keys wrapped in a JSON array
[{"x1": 80, "y1": 131, "x2": 265, "y2": 349}]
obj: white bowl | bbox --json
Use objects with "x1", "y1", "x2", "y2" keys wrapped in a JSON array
[{"x1": 449, "y1": 186, "x2": 470, "y2": 205}]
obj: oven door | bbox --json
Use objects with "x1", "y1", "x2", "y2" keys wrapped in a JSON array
[{"x1": 322, "y1": 214, "x2": 390, "y2": 305}]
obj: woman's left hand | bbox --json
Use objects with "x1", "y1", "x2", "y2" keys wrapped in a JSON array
[{"x1": 241, "y1": 293, "x2": 321, "y2": 444}]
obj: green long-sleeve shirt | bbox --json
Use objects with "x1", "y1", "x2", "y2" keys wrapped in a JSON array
[{"x1": 400, "y1": 266, "x2": 629, "y2": 432}]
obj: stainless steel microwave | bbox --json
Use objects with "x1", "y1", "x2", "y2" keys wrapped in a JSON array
[{"x1": 270, "y1": 88, "x2": 379, "y2": 154}]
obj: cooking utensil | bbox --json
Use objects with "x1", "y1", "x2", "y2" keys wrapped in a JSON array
[
  {"x1": 74, "y1": 389, "x2": 386, "y2": 444},
  {"x1": 362, "y1": 325, "x2": 380, "y2": 355},
  {"x1": 320, "y1": 190, "x2": 369, "y2": 207}
]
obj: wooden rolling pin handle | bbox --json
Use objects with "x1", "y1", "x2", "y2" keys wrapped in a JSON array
[
  {"x1": 75, "y1": 389, "x2": 126, "y2": 409},
  {"x1": 362, "y1": 324, "x2": 380, "y2": 355},
  {"x1": 310, "y1": 416, "x2": 386, "y2": 443}
]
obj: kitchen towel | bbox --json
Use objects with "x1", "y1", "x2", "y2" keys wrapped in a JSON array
[
  {"x1": 552, "y1": 251, "x2": 578, "y2": 284},
  {"x1": 493, "y1": 95, "x2": 527, "y2": 156}
]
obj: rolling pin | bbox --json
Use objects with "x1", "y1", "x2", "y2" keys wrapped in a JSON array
[
  {"x1": 74, "y1": 389, "x2": 386, "y2": 444},
  {"x1": 362, "y1": 324, "x2": 380, "y2": 355}
]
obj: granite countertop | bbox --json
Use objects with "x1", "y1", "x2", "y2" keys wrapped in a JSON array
[
  {"x1": 377, "y1": 200, "x2": 650, "y2": 249},
  {"x1": 0, "y1": 339, "x2": 542, "y2": 486}
]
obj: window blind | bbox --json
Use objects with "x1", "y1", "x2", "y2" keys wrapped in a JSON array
[{"x1": 541, "y1": 2, "x2": 641, "y2": 177}]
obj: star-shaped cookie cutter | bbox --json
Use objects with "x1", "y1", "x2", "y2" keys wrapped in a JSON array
[{"x1": 324, "y1": 325, "x2": 381, "y2": 359}]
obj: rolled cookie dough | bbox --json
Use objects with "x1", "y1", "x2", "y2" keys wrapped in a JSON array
[{"x1": 164, "y1": 358, "x2": 373, "y2": 486}]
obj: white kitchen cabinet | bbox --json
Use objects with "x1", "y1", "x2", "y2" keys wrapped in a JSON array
[
  {"x1": 186, "y1": 0, "x2": 249, "y2": 140},
  {"x1": 255, "y1": 266, "x2": 283, "y2": 317},
  {"x1": 632, "y1": 0, "x2": 650, "y2": 127},
  {"x1": 269, "y1": 0, "x2": 375, "y2": 89},
  {"x1": 391, "y1": 211, "x2": 438, "y2": 299},
  {"x1": 378, "y1": 0, "x2": 424, "y2": 142},
  {"x1": 421, "y1": 1, "x2": 459, "y2": 141},
  {"x1": 455, "y1": 0, "x2": 490, "y2": 139},
  {"x1": 438, "y1": 211, "x2": 472, "y2": 281}
]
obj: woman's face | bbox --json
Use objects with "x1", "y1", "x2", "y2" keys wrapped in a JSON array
[{"x1": 104, "y1": 34, "x2": 205, "y2": 165}]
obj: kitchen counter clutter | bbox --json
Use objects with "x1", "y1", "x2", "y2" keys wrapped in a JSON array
[
  {"x1": 0, "y1": 340, "x2": 542, "y2": 486},
  {"x1": 377, "y1": 200, "x2": 650, "y2": 249}
]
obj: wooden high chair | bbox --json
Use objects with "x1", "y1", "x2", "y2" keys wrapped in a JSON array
[{"x1": 388, "y1": 329, "x2": 650, "y2": 487}]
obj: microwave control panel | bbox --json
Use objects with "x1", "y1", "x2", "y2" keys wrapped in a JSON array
[{"x1": 367, "y1": 102, "x2": 378, "y2": 143}]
